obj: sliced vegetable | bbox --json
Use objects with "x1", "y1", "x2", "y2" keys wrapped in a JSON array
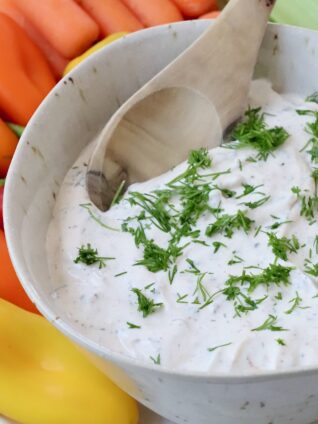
[
  {"x1": 121, "y1": 0, "x2": 183, "y2": 27},
  {"x1": 271, "y1": 0, "x2": 318, "y2": 31},
  {"x1": 64, "y1": 32, "x2": 128, "y2": 75},
  {"x1": 12, "y1": 0, "x2": 99, "y2": 59},
  {"x1": 199, "y1": 10, "x2": 221, "y2": 19},
  {"x1": 77, "y1": 0, "x2": 143, "y2": 37},
  {"x1": 0, "y1": 0, "x2": 67, "y2": 77},
  {"x1": 0, "y1": 230, "x2": 39, "y2": 314},
  {"x1": 0, "y1": 298, "x2": 139, "y2": 424},
  {"x1": 0, "y1": 180, "x2": 4, "y2": 230},
  {"x1": 0, "y1": 119, "x2": 18, "y2": 178},
  {"x1": 0, "y1": 13, "x2": 56, "y2": 125},
  {"x1": 171, "y1": 0, "x2": 218, "y2": 18}
]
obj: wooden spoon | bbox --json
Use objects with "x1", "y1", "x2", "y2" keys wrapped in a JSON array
[{"x1": 87, "y1": 0, "x2": 276, "y2": 211}]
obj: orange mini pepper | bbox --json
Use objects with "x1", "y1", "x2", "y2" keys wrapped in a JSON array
[{"x1": 0, "y1": 13, "x2": 56, "y2": 126}]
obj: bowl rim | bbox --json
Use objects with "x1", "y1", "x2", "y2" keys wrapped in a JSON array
[{"x1": 5, "y1": 19, "x2": 318, "y2": 383}]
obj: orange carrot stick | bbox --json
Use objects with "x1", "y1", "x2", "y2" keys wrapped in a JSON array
[
  {"x1": 12, "y1": 0, "x2": 99, "y2": 59},
  {"x1": 171, "y1": 0, "x2": 218, "y2": 18},
  {"x1": 0, "y1": 119, "x2": 18, "y2": 178},
  {"x1": 0, "y1": 14, "x2": 56, "y2": 125},
  {"x1": 77, "y1": 0, "x2": 144, "y2": 37},
  {"x1": 0, "y1": 0, "x2": 67, "y2": 77},
  {"x1": 121, "y1": 0, "x2": 183, "y2": 27},
  {"x1": 199, "y1": 10, "x2": 221, "y2": 19}
]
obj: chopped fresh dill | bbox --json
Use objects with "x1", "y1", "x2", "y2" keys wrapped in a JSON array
[
  {"x1": 226, "y1": 107, "x2": 289, "y2": 160},
  {"x1": 144, "y1": 283, "x2": 155, "y2": 290},
  {"x1": 127, "y1": 322, "x2": 141, "y2": 329},
  {"x1": 285, "y1": 291, "x2": 309, "y2": 314},
  {"x1": 214, "y1": 185, "x2": 236, "y2": 198},
  {"x1": 193, "y1": 273, "x2": 210, "y2": 303},
  {"x1": 80, "y1": 203, "x2": 119, "y2": 231},
  {"x1": 236, "y1": 183, "x2": 264, "y2": 199},
  {"x1": 185, "y1": 258, "x2": 201, "y2": 275},
  {"x1": 176, "y1": 293, "x2": 189, "y2": 304},
  {"x1": 306, "y1": 92, "x2": 318, "y2": 104},
  {"x1": 254, "y1": 225, "x2": 262, "y2": 237},
  {"x1": 168, "y1": 265, "x2": 178, "y2": 284},
  {"x1": 206, "y1": 210, "x2": 254, "y2": 238},
  {"x1": 276, "y1": 338, "x2": 286, "y2": 346},
  {"x1": 252, "y1": 315, "x2": 288, "y2": 332},
  {"x1": 268, "y1": 219, "x2": 292, "y2": 230},
  {"x1": 74, "y1": 244, "x2": 114, "y2": 268},
  {"x1": 213, "y1": 241, "x2": 227, "y2": 253},
  {"x1": 241, "y1": 195, "x2": 270, "y2": 210},
  {"x1": 228, "y1": 255, "x2": 244, "y2": 265},
  {"x1": 110, "y1": 180, "x2": 126, "y2": 207},
  {"x1": 267, "y1": 232, "x2": 300, "y2": 261},
  {"x1": 314, "y1": 235, "x2": 318, "y2": 254},
  {"x1": 207, "y1": 342, "x2": 232, "y2": 352},
  {"x1": 304, "y1": 259, "x2": 318, "y2": 277},
  {"x1": 131, "y1": 288, "x2": 163, "y2": 317},
  {"x1": 114, "y1": 271, "x2": 127, "y2": 277},
  {"x1": 150, "y1": 354, "x2": 161, "y2": 365},
  {"x1": 275, "y1": 292, "x2": 283, "y2": 301}
]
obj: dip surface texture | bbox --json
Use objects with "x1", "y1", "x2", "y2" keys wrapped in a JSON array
[{"x1": 47, "y1": 80, "x2": 318, "y2": 374}]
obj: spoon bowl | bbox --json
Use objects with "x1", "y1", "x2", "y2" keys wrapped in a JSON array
[
  {"x1": 87, "y1": 86, "x2": 222, "y2": 210},
  {"x1": 87, "y1": 0, "x2": 276, "y2": 211}
]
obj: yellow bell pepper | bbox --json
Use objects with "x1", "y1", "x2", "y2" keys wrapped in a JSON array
[
  {"x1": 63, "y1": 32, "x2": 128, "y2": 75},
  {"x1": 0, "y1": 299, "x2": 139, "y2": 424}
]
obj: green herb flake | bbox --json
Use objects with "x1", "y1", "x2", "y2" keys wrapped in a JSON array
[
  {"x1": 252, "y1": 315, "x2": 288, "y2": 332},
  {"x1": 127, "y1": 322, "x2": 141, "y2": 329},
  {"x1": 74, "y1": 244, "x2": 114, "y2": 269},
  {"x1": 226, "y1": 107, "x2": 289, "y2": 161},
  {"x1": 208, "y1": 342, "x2": 232, "y2": 352},
  {"x1": 150, "y1": 354, "x2": 161, "y2": 365},
  {"x1": 131, "y1": 288, "x2": 163, "y2": 318},
  {"x1": 276, "y1": 338, "x2": 286, "y2": 346}
]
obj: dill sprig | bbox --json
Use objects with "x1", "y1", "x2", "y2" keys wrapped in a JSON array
[
  {"x1": 267, "y1": 232, "x2": 300, "y2": 261},
  {"x1": 304, "y1": 259, "x2": 318, "y2": 277},
  {"x1": 236, "y1": 183, "x2": 264, "y2": 199},
  {"x1": 241, "y1": 195, "x2": 270, "y2": 210},
  {"x1": 206, "y1": 210, "x2": 254, "y2": 238},
  {"x1": 226, "y1": 107, "x2": 289, "y2": 160},
  {"x1": 285, "y1": 291, "x2": 309, "y2": 314},
  {"x1": 150, "y1": 354, "x2": 161, "y2": 365},
  {"x1": 252, "y1": 315, "x2": 288, "y2": 332},
  {"x1": 131, "y1": 288, "x2": 163, "y2": 317},
  {"x1": 74, "y1": 244, "x2": 114, "y2": 268},
  {"x1": 208, "y1": 342, "x2": 232, "y2": 352}
]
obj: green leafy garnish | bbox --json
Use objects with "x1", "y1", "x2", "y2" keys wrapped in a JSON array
[
  {"x1": 150, "y1": 354, "x2": 161, "y2": 365},
  {"x1": 213, "y1": 241, "x2": 227, "y2": 253},
  {"x1": 80, "y1": 203, "x2": 119, "y2": 231},
  {"x1": 127, "y1": 322, "x2": 141, "y2": 329},
  {"x1": 267, "y1": 232, "x2": 300, "y2": 261},
  {"x1": 74, "y1": 244, "x2": 114, "y2": 268},
  {"x1": 285, "y1": 291, "x2": 309, "y2": 314},
  {"x1": 131, "y1": 288, "x2": 163, "y2": 317},
  {"x1": 208, "y1": 342, "x2": 232, "y2": 352},
  {"x1": 252, "y1": 315, "x2": 288, "y2": 332},
  {"x1": 227, "y1": 107, "x2": 289, "y2": 160},
  {"x1": 206, "y1": 210, "x2": 254, "y2": 238},
  {"x1": 276, "y1": 338, "x2": 286, "y2": 346}
]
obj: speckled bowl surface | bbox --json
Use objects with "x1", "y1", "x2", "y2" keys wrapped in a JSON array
[{"x1": 4, "y1": 20, "x2": 318, "y2": 424}]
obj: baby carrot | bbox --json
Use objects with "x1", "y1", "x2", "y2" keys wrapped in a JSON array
[
  {"x1": 12, "y1": 0, "x2": 99, "y2": 59},
  {"x1": 171, "y1": 0, "x2": 219, "y2": 18},
  {"x1": 77, "y1": 0, "x2": 144, "y2": 37},
  {"x1": 0, "y1": 0, "x2": 67, "y2": 77},
  {"x1": 0, "y1": 119, "x2": 18, "y2": 178},
  {"x1": 121, "y1": 0, "x2": 183, "y2": 27},
  {"x1": 199, "y1": 10, "x2": 221, "y2": 19}
]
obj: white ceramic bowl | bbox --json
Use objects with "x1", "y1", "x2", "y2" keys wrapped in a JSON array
[{"x1": 5, "y1": 20, "x2": 318, "y2": 424}]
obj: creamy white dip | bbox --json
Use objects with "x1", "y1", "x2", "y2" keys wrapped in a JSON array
[{"x1": 47, "y1": 80, "x2": 318, "y2": 374}]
